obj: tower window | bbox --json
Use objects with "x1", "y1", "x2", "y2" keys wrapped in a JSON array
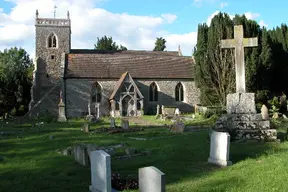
[
  {"x1": 48, "y1": 33, "x2": 57, "y2": 48},
  {"x1": 51, "y1": 55, "x2": 55, "y2": 59}
]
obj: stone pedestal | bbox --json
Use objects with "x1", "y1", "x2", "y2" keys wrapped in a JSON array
[
  {"x1": 226, "y1": 93, "x2": 256, "y2": 114},
  {"x1": 214, "y1": 93, "x2": 277, "y2": 140},
  {"x1": 57, "y1": 101, "x2": 67, "y2": 122}
]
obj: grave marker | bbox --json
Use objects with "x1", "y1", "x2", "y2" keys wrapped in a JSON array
[
  {"x1": 139, "y1": 166, "x2": 166, "y2": 192},
  {"x1": 89, "y1": 150, "x2": 111, "y2": 192},
  {"x1": 208, "y1": 131, "x2": 232, "y2": 167},
  {"x1": 221, "y1": 25, "x2": 258, "y2": 93}
]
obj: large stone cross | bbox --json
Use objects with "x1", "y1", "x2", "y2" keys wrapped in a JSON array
[{"x1": 221, "y1": 25, "x2": 258, "y2": 93}]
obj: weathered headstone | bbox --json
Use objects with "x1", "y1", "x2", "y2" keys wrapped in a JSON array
[
  {"x1": 83, "y1": 123, "x2": 90, "y2": 133},
  {"x1": 261, "y1": 104, "x2": 269, "y2": 120},
  {"x1": 58, "y1": 91, "x2": 67, "y2": 122},
  {"x1": 74, "y1": 144, "x2": 89, "y2": 166},
  {"x1": 121, "y1": 119, "x2": 129, "y2": 129},
  {"x1": 156, "y1": 105, "x2": 160, "y2": 116},
  {"x1": 110, "y1": 117, "x2": 116, "y2": 128},
  {"x1": 89, "y1": 150, "x2": 111, "y2": 192},
  {"x1": 208, "y1": 131, "x2": 232, "y2": 167},
  {"x1": 139, "y1": 166, "x2": 166, "y2": 192},
  {"x1": 170, "y1": 121, "x2": 185, "y2": 133}
]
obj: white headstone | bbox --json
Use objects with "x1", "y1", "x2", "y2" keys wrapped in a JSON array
[
  {"x1": 175, "y1": 108, "x2": 180, "y2": 116},
  {"x1": 139, "y1": 166, "x2": 166, "y2": 192},
  {"x1": 89, "y1": 150, "x2": 111, "y2": 192},
  {"x1": 208, "y1": 131, "x2": 232, "y2": 166}
]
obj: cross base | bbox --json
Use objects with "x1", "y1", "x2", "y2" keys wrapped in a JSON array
[{"x1": 226, "y1": 93, "x2": 256, "y2": 114}]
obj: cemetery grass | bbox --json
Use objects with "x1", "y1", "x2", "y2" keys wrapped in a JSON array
[{"x1": 1, "y1": 117, "x2": 288, "y2": 192}]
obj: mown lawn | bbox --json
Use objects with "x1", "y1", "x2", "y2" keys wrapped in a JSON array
[{"x1": 0, "y1": 116, "x2": 288, "y2": 192}]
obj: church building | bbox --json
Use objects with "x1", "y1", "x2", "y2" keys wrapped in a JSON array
[{"x1": 29, "y1": 10, "x2": 200, "y2": 118}]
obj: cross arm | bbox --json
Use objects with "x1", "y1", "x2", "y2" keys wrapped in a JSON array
[
  {"x1": 243, "y1": 37, "x2": 258, "y2": 47},
  {"x1": 220, "y1": 39, "x2": 236, "y2": 49}
]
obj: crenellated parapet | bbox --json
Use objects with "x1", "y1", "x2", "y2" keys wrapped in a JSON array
[
  {"x1": 35, "y1": 18, "x2": 70, "y2": 26},
  {"x1": 35, "y1": 9, "x2": 70, "y2": 26}
]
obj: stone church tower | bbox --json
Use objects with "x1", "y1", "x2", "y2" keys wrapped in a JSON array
[{"x1": 29, "y1": 10, "x2": 71, "y2": 116}]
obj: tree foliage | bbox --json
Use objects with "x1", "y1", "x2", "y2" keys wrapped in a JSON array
[
  {"x1": 153, "y1": 37, "x2": 166, "y2": 51},
  {"x1": 94, "y1": 35, "x2": 127, "y2": 51},
  {"x1": 0, "y1": 47, "x2": 33, "y2": 117},
  {"x1": 194, "y1": 12, "x2": 288, "y2": 107}
]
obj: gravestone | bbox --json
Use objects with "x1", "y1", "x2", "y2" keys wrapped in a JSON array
[
  {"x1": 139, "y1": 166, "x2": 166, "y2": 192},
  {"x1": 89, "y1": 150, "x2": 111, "y2": 192},
  {"x1": 87, "y1": 102, "x2": 95, "y2": 122},
  {"x1": 121, "y1": 119, "x2": 129, "y2": 129},
  {"x1": 83, "y1": 123, "x2": 90, "y2": 133},
  {"x1": 74, "y1": 144, "x2": 89, "y2": 166},
  {"x1": 110, "y1": 117, "x2": 116, "y2": 128},
  {"x1": 170, "y1": 121, "x2": 185, "y2": 133},
  {"x1": 261, "y1": 104, "x2": 269, "y2": 120},
  {"x1": 175, "y1": 108, "x2": 181, "y2": 116},
  {"x1": 156, "y1": 105, "x2": 160, "y2": 116},
  {"x1": 57, "y1": 90, "x2": 67, "y2": 122},
  {"x1": 208, "y1": 131, "x2": 232, "y2": 167},
  {"x1": 214, "y1": 25, "x2": 277, "y2": 140}
]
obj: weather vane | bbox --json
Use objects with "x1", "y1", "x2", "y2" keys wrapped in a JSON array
[{"x1": 53, "y1": 5, "x2": 57, "y2": 18}]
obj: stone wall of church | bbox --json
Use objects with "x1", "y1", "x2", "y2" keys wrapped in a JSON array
[
  {"x1": 65, "y1": 79, "x2": 200, "y2": 117},
  {"x1": 65, "y1": 79, "x2": 116, "y2": 117},
  {"x1": 135, "y1": 80, "x2": 200, "y2": 114}
]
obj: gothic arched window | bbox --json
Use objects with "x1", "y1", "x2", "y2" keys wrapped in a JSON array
[
  {"x1": 91, "y1": 82, "x2": 102, "y2": 103},
  {"x1": 48, "y1": 33, "x2": 57, "y2": 48},
  {"x1": 149, "y1": 82, "x2": 158, "y2": 101},
  {"x1": 175, "y1": 82, "x2": 184, "y2": 101}
]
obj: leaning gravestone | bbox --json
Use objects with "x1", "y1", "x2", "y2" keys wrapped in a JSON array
[
  {"x1": 214, "y1": 25, "x2": 277, "y2": 140},
  {"x1": 208, "y1": 131, "x2": 232, "y2": 167},
  {"x1": 89, "y1": 150, "x2": 111, "y2": 192},
  {"x1": 139, "y1": 166, "x2": 166, "y2": 192}
]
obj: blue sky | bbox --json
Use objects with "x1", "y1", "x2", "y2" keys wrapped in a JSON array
[{"x1": 0, "y1": 0, "x2": 286, "y2": 56}]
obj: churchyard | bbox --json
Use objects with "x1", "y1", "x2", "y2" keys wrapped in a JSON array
[{"x1": 1, "y1": 114, "x2": 288, "y2": 192}]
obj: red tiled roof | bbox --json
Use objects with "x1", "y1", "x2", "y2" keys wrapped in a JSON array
[{"x1": 65, "y1": 51, "x2": 194, "y2": 79}]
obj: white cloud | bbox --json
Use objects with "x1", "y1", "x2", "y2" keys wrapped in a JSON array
[
  {"x1": 220, "y1": 2, "x2": 228, "y2": 8},
  {"x1": 161, "y1": 14, "x2": 177, "y2": 24},
  {"x1": 244, "y1": 12, "x2": 260, "y2": 20},
  {"x1": 259, "y1": 20, "x2": 268, "y2": 28},
  {"x1": 206, "y1": 11, "x2": 220, "y2": 26},
  {"x1": 0, "y1": 0, "x2": 196, "y2": 57}
]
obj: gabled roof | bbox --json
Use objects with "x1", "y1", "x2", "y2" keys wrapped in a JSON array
[
  {"x1": 65, "y1": 50, "x2": 194, "y2": 79},
  {"x1": 109, "y1": 72, "x2": 144, "y2": 100}
]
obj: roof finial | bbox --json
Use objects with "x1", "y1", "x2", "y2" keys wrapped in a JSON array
[
  {"x1": 67, "y1": 11, "x2": 70, "y2": 19},
  {"x1": 36, "y1": 9, "x2": 39, "y2": 19},
  {"x1": 178, "y1": 45, "x2": 182, "y2": 56}
]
